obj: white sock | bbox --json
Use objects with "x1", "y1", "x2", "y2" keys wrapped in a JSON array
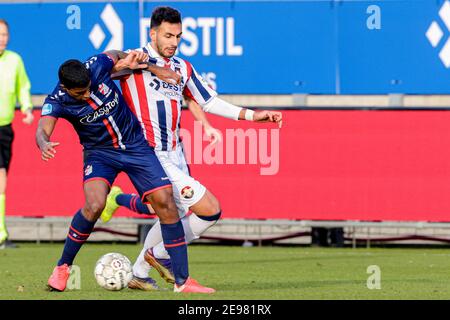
[
  {"x1": 152, "y1": 242, "x2": 169, "y2": 259},
  {"x1": 187, "y1": 213, "x2": 219, "y2": 240},
  {"x1": 152, "y1": 213, "x2": 219, "y2": 259},
  {"x1": 132, "y1": 220, "x2": 163, "y2": 278},
  {"x1": 132, "y1": 214, "x2": 219, "y2": 277},
  {"x1": 132, "y1": 247, "x2": 150, "y2": 278}
]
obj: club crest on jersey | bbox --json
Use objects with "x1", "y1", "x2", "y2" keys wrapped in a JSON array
[
  {"x1": 84, "y1": 165, "x2": 93, "y2": 176},
  {"x1": 181, "y1": 186, "x2": 194, "y2": 199},
  {"x1": 98, "y1": 83, "x2": 112, "y2": 97}
]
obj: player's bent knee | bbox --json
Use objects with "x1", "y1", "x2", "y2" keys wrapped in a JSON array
[
  {"x1": 146, "y1": 188, "x2": 173, "y2": 208},
  {"x1": 204, "y1": 189, "x2": 221, "y2": 211},
  {"x1": 84, "y1": 200, "x2": 106, "y2": 219},
  {"x1": 209, "y1": 195, "x2": 221, "y2": 214},
  {"x1": 146, "y1": 188, "x2": 178, "y2": 222},
  {"x1": 192, "y1": 190, "x2": 221, "y2": 216}
]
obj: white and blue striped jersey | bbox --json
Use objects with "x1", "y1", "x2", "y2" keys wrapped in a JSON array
[{"x1": 120, "y1": 44, "x2": 217, "y2": 151}]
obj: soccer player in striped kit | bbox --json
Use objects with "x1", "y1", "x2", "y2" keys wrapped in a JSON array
[
  {"x1": 36, "y1": 50, "x2": 215, "y2": 293},
  {"x1": 100, "y1": 6, "x2": 282, "y2": 291}
]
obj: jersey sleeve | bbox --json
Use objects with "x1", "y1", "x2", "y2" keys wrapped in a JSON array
[
  {"x1": 40, "y1": 97, "x2": 64, "y2": 119},
  {"x1": 84, "y1": 53, "x2": 115, "y2": 79},
  {"x1": 183, "y1": 62, "x2": 217, "y2": 106}
]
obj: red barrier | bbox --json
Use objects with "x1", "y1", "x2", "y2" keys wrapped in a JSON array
[{"x1": 7, "y1": 109, "x2": 450, "y2": 221}]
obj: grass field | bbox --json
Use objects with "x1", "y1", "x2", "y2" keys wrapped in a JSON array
[{"x1": 2, "y1": 243, "x2": 450, "y2": 300}]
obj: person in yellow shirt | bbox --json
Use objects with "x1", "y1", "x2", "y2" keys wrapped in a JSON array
[{"x1": 0, "y1": 19, "x2": 34, "y2": 248}]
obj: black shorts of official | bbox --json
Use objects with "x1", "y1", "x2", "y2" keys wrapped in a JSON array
[{"x1": 0, "y1": 124, "x2": 14, "y2": 172}]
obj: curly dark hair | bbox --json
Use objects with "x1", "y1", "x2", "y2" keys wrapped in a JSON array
[
  {"x1": 58, "y1": 59, "x2": 90, "y2": 89},
  {"x1": 150, "y1": 6, "x2": 181, "y2": 29}
]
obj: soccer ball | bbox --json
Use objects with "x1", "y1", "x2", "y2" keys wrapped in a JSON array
[{"x1": 94, "y1": 253, "x2": 133, "y2": 291}]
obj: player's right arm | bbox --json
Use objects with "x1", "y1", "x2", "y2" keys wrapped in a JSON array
[
  {"x1": 184, "y1": 63, "x2": 282, "y2": 128},
  {"x1": 186, "y1": 97, "x2": 222, "y2": 145},
  {"x1": 36, "y1": 116, "x2": 60, "y2": 162},
  {"x1": 36, "y1": 101, "x2": 61, "y2": 161}
]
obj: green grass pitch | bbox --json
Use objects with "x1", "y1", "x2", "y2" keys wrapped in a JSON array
[{"x1": 1, "y1": 243, "x2": 450, "y2": 300}]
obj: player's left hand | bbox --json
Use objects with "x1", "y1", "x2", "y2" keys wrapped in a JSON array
[
  {"x1": 22, "y1": 110, "x2": 34, "y2": 125},
  {"x1": 204, "y1": 125, "x2": 222, "y2": 145},
  {"x1": 253, "y1": 110, "x2": 283, "y2": 128},
  {"x1": 149, "y1": 66, "x2": 181, "y2": 85},
  {"x1": 125, "y1": 50, "x2": 149, "y2": 70}
]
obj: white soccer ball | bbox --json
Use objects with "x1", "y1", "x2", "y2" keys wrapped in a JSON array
[{"x1": 94, "y1": 253, "x2": 133, "y2": 291}]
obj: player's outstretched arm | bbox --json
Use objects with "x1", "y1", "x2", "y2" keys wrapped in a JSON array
[
  {"x1": 36, "y1": 116, "x2": 60, "y2": 162},
  {"x1": 200, "y1": 97, "x2": 283, "y2": 128},
  {"x1": 108, "y1": 50, "x2": 180, "y2": 85},
  {"x1": 242, "y1": 109, "x2": 283, "y2": 128},
  {"x1": 186, "y1": 97, "x2": 222, "y2": 145}
]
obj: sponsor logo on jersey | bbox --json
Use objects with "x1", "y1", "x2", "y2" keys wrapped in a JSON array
[
  {"x1": 149, "y1": 77, "x2": 183, "y2": 98},
  {"x1": 80, "y1": 92, "x2": 119, "y2": 124}
]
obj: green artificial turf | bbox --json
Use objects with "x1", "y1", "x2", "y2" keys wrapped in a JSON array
[{"x1": 1, "y1": 243, "x2": 450, "y2": 300}]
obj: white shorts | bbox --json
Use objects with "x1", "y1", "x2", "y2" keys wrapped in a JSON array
[{"x1": 155, "y1": 145, "x2": 206, "y2": 218}]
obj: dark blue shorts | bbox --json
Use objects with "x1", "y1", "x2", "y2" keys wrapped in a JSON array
[{"x1": 82, "y1": 145, "x2": 171, "y2": 203}]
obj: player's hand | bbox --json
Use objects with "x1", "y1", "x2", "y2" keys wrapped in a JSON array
[
  {"x1": 22, "y1": 111, "x2": 34, "y2": 125},
  {"x1": 253, "y1": 110, "x2": 283, "y2": 128},
  {"x1": 40, "y1": 141, "x2": 60, "y2": 161},
  {"x1": 150, "y1": 65, "x2": 181, "y2": 85},
  {"x1": 204, "y1": 125, "x2": 222, "y2": 145},
  {"x1": 125, "y1": 51, "x2": 149, "y2": 70}
]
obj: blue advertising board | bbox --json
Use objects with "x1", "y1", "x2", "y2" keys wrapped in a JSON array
[{"x1": 1, "y1": 0, "x2": 450, "y2": 95}]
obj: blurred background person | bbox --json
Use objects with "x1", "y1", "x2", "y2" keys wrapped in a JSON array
[{"x1": 0, "y1": 18, "x2": 34, "y2": 248}]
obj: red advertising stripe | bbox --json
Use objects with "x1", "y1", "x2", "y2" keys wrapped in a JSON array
[{"x1": 10, "y1": 110, "x2": 450, "y2": 222}]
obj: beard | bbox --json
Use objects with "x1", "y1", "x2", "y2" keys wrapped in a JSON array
[{"x1": 157, "y1": 42, "x2": 176, "y2": 58}]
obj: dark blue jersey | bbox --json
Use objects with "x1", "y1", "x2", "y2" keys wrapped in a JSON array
[{"x1": 41, "y1": 54, "x2": 146, "y2": 150}]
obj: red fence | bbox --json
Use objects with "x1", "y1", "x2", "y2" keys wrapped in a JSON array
[{"x1": 7, "y1": 109, "x2": 450, "y2": 221}]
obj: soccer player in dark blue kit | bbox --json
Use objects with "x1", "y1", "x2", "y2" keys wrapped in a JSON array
[{"x1": 36, "y1": 50, "x2": 215, "y2": 293}]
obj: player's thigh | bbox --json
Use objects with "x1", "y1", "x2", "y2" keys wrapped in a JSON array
[
  {"x1": 82, "y1": 152, "x2": 119, "y2": 219},
  {"x1": 157, "y1": 150, "x2": 207, "y2": 215},
  {"x1": 189, "y1": 189, "x2": 221, "y2": 216},
  {"x1": 126, "y1": 148, "x2": 180, "y2": 223},
  {"x1": 125, "y1": 147, "x2": 172, "y2": 204},
  {"x1": 174, "y1": 147, "x2": 220, "y2": 215},
  {"x1": 83, "y1": 179, "x2": 110, "y2": 220},
  {"x1": 83, "y1": 150, "x2": 119, "y2": 187},
  {"x1": 171, "y1": 183, "x2": 190, "y2": 218}
]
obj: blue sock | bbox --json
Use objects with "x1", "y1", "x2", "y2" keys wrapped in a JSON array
[
  {"x1": 161, "y1": 220, "x2": 189, "y2": 285},
  {"x1": 58, "y1": 210, "x2": 96, "y2": 266},
  {"x1": 116, "y1": 194, "x2": 151, "y2": 215}
]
